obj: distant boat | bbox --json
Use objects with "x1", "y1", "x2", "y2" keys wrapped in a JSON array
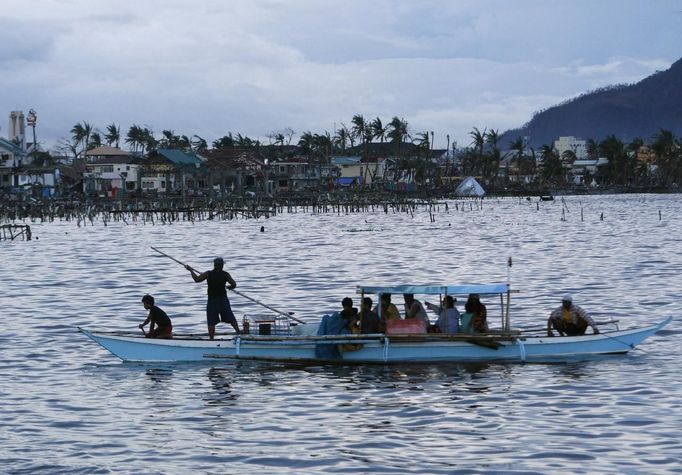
[{"x1": 79, "y1": 283, "x2": 671, "y2": 364}]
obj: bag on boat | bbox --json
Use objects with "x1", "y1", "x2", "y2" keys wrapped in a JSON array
[
  {"x1": 386, "y1": 319, "x2": 427, "y2": 335},
  {"x1": 459, "y1": 312, "x2": 475, "y2": 334}
]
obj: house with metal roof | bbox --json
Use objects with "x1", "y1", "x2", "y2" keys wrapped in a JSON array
[
  {"x1": 156, "y1": 149, "x2": 204, "y2": 168},
  {"x1": 332, "y1": 155, "x2": 362, "y2": 186},
  {"x1": 83, "y1": 155, "x2": 143, "y2": 198},
  {"x1": 0, "y1": 137, "x2": 29, "y2": 189},
  {"x1": 84, "y1": 146, "x2": 131, "y2": 163}
]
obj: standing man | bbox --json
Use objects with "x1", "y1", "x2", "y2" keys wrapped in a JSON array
[
  {"x1": 186, "y1": 257, "x2": 241, "y2": 339},
  {"x1": 547, "y1": 294, "x2": 599, "y2": 337}
]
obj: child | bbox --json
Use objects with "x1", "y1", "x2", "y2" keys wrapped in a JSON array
[{"x1": 139, "y1": 294, "x2": 173, "y2": 339}]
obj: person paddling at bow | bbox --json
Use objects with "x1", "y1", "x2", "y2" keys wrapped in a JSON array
[
  {"x1": 139, "y1": 294, "x2": 173, "y2": 339},
  {"x1": 186, "y1": 257, "x2": 241, "y2": 339}
]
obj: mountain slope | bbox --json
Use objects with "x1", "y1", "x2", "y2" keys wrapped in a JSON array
[{"x1": 502, "y1": 57, "x2": 682, "y2": 147}]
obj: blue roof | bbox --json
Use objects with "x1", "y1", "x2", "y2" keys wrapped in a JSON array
[
  {"x1": 157, "y1": 149, "x2": 202, "y2": 166},
  {"x1": 0, "y1": 137, "x2": 26, "y2": 156},
  {"x1": 357, "y1": 284, "x2": 509, "y2": 295},
  {"x1": 337, "y1": 177, "x2": 363, "y2": 186}
]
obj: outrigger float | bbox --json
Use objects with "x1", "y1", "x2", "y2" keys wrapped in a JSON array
[{"x1": 79, "y1": 283, "x2": 671, "y2": 364}]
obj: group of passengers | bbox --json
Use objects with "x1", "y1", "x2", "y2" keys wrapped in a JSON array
[
  {"x1": 337, "y1": 293, "x2": 599, "y2": 337},
  {"x1": 337, "y1": 293, "x2": 490, "y2": 335}
]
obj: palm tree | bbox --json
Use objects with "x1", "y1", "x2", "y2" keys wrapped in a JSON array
[
  {"x1": 141, "y1": 127, "x2": 157, "y2": 153},
  {"x1": 213, "y1": 133, "x2": 235, "y2": 149},
  {"x1": 351, "y1": 114, "x2": 367, "y2": 143},
  {"x1": 539, "y1": 145, "x2": 563, "y2": 184},
  {"x1": 333, "y1": 127, "x2": 351, "y2": 154},
  {"x1": 598, "y1": 135, "x2": 626, "y2": 185},
  {"x1": 469, "y1": 127, "x2": 487, "y2": 177},
  {"x1": 89, "y1": 132, "x2": 102, "y2": 149},
  {"x1": 70, "y1": 121, "x2": 93, "y2": 152},
  {"x1": 159, "y1": 130, "x2": 177, "y2": 149},
  {"x1": 651, "y1": 129, "x2": 680, "y2": 186},
  {"x1": 508, "y1": 136, "x2": 526, "y2": 182},
  {"x1": 192, "y1": 135, "x2": 208, "y2": 153},
  {"x1": 370, "y1": 117, "x2": 386, "y2": 143},
  {"x1": 125, "y1": 124, "x2": 146, "y2": 153},
  {"x1": 314, "y1": 132, "x2": 333, "y2": 161},
  {"x1": 351, "y1": 114, "x2": 370, "y2": 158},
  {"x1": 235, "y1": 134, "x2": 255, "y2": 148},
  {"x1": 298, "y1": 131, "x2": 315, "y2": 159},
  {"x1": 414, "y1": 131, "x2": 431, "y2": 156},
  {"x1": 104, "y1": 123, "x2": 121, "y2": 147},
  {"x1": 486, "y1": 129, "x2": 502, "y2": 182},
  {"x1": 387, "y1": 116, "x2": 409, "y2": 155},
  {"x1": 179, "y1": 135, "x2": 191, "y2": 151}
]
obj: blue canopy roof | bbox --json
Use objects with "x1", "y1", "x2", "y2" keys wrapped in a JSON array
[
  {"x1": 157, "y1": 149, "x2": 202, "y2": 166},
  {"x1": 357, "y1": 284, "x2": 509, "y2": 295}
]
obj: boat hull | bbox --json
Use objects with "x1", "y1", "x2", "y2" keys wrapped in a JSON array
[{"x1": 79, "y1": 317, "x2": 670, "y2": 363}]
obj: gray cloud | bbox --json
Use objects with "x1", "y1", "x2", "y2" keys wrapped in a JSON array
[{"x1": 1, "y1": 0, "x2": 681, "y2": 150}]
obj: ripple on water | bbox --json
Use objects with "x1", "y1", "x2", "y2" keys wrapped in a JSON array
[{"x1": 1, "y1": 195, "x2": 682, "y2": 473}]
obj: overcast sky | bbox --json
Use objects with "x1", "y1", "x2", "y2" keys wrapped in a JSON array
[{"x1": 2, "y1": 0, "x2": 682, "y2": 151}]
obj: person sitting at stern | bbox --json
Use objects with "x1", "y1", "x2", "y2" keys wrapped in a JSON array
[{"x1": 547, "y1": 294, "x2": 599, "y2": 337}]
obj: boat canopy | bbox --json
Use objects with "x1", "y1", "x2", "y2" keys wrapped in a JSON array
[{"x1": 357, "y1": 283, "x2": 509, "y2": 296}]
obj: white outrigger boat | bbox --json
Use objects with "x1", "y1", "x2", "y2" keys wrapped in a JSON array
[{"x1": 79, "y1": 283, "x2": 671, "y2": 364}]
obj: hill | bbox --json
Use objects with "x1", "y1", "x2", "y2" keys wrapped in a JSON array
[{"x1": 502, "y1": 57, "x2": 682, "y2": 148}]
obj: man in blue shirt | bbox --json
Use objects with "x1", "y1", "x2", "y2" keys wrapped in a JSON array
[{"x1": 426, "y1": 295, "x2": 460, "y2": 334}]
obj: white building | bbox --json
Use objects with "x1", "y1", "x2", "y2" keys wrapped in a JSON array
[
  {"x1": 554, "y1": 136, "x2": 588, "y2": 160},
  {"x1": 83, "y1": 156, "x2": 145, "y2": 197}
]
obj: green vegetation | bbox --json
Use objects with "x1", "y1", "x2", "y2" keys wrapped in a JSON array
[{"x1": 52, "y1": 114, "x2": 682, "y2": 190}]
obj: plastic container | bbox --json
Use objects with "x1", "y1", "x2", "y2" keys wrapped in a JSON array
[{"x1": 386, "y1": 319, "x2": 427, "y2": 335}]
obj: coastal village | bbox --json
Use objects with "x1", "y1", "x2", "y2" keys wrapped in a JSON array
[{"x1": 0, "y1": 110, "x2": 679, "y2": 206}]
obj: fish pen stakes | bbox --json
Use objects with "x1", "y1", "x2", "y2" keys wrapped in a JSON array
[
  {"x1": 0, "y1": 194, "x2": 455, "y2": 225},
  {"x1": 0, "y1": 224, "x2": 32, "y2": 241}
]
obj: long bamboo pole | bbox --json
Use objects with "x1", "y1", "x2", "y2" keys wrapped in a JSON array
[{"x1": 151, "y1": 246, "x2": 306, "y2": 324}]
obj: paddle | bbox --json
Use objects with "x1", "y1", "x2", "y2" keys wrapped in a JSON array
[{"x1": 151, "y1": 246, "x2": 306, "y2": 324}]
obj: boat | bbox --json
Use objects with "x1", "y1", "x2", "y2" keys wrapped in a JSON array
[{"x1": 79, "y1": 283, "x2": 671, "y2": 364}]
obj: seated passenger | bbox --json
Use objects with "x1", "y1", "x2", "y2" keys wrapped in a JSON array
[
  {"x1": 403, "y1": 294, "x2": 430, "y2": 327},
  {"x1": 359, "y1": 297, "x2": 380, "y2": 334},
  {"x1": 547, "y1": 294, "x2": 599, "y2": 336},
  {"x1": 340, "y1": 297, "x2": 359, "y2": 333},
  {"x1": 425, "y1": 295, "x2": 460, "y2": 334},
  {"x1": 373, "y1": 293, "x2": 401, "y2": 333},
  {"x1": 465, "y1": 293, "x2": 488, "y2": 333}
]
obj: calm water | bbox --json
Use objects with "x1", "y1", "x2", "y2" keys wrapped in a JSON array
[{"x1": 1, "y1": 194, "x2": 681, "y2": 474}]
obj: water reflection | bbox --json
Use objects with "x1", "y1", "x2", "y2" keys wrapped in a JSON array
[
  {"x1": 145, "y1": 367, "x2": 174, "y2": 384},
  {"x1": 203, "y1": 367, "x2": 237, "y2": 406},
  {"x1": 2, "y1": 195, "x2": 682, "y2": 474}
]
